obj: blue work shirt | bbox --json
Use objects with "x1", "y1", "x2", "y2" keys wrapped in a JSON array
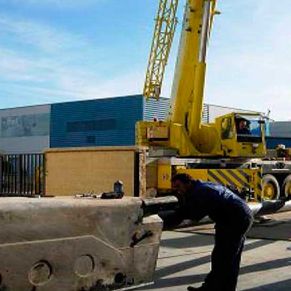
[{"x1": 179, "y1": 180, "x2": 253, "y2": 228}]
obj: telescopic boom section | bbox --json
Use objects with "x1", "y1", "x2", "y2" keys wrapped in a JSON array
[
  {"x1": 170, "y1": 0, "x2": 217, "y2": 131},
  {"x1": 143, "y1": 0, "x2": 179, "y2": 100}
]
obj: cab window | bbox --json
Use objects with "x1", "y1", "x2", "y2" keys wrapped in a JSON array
[
  {"x1": 221, "y1": 117, "x2": 233, "y2": 139},
  {"x1": 235, "y1": 116, "x2": 263, "y2": 142}
]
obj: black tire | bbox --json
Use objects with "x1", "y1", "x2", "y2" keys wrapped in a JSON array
[
  {"x1": 282, "y1": 175, "x2": 291, "y2": 200},
  {"x1": 261, "y1": 174, "x2": 280, "y2": 200}
]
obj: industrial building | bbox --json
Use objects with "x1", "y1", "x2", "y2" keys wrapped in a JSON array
[
  {"x1": 0, "y1": 95, "x2": 167, "y2": 154},
  {"x1": 0, "y1": 94, "x2": 288, "y2": 154},
  {"x1": 266, "y1": 121, "x2": 291, "y2": 149}
]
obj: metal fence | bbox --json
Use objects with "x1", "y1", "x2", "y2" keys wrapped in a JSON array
[{"x1": 0, "y1": 154, "x2": 45, "y2": 196}]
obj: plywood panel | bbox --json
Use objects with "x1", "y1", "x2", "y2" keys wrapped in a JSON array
[{"x1": 45, "y1": 147, "x2": 138, "y2": 196}]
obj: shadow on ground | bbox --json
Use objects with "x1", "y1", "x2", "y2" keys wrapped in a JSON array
[
  {"x1": 138, "y1": 236, "x2": 279, "y2": 290},
  {"x1": 160, "y1": 232, "x2": 214, "y2": 249},
  {"x1": 243, "y1": 278, "x2": 291, "y2": 291}
]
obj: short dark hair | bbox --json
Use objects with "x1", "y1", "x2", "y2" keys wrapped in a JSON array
[{"x1": 172, "y1": 173, "x2": 193, "y2": 184}]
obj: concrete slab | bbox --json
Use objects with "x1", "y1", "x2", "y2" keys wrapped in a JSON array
[{"x1": 137, "y1": 211, "x2": 291, "y2": 291}]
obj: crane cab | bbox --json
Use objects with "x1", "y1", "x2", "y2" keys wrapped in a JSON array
[{"x1": 217, "y1": 113, "x2": 267, "y2": 158}]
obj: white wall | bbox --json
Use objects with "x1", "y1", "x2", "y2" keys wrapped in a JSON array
[{"x1": 206, "y1": 104, "x2": 260, "y2": 123}]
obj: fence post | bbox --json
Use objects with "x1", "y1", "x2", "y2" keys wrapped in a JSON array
[
  {"x1": 16, "y1": 155, "x2": 21, "y2": 194},
  {"x1": 41, "y1": 154, "x2": 44, "y2": 196},
  {"x1": 0, "y1": 155, "x2": 2, "y2": 194}
]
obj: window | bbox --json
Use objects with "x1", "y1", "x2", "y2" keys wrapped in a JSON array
[
  {"x1": 235, "y1": 115, "x2": 263, "y2": 143},
  {"x1": 67, "y1": 118, "x2": 117, "y2": 132},
  {"x1": 221, "y1": 117, "x2": 233, "y2": 139}
]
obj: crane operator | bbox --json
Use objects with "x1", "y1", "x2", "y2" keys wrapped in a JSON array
[
  {"x1": 236, "y1": 118, "x2": 251, "y2": 135},
  {"x1": 171, "y1": 173, "x2": 253, "y2": 291}
]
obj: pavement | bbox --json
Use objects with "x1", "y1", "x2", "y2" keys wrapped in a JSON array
[{"x1": 138, "y1": 211, "x2": 291, "y2": 291}]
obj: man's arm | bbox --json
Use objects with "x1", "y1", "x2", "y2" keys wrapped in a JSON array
[{"x1": 158, "y1": 209, "x2": 184, "y2": 230}]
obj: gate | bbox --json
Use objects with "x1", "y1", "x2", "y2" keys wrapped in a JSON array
[{"x1": 0, "y1": 154, "x2": 45, "y2": 196}]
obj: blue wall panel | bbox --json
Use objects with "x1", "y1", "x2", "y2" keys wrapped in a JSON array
[
  {"x1": 266, "y1": 137, "x2": 291, "y2": 149},
  {"x1": 50, "y1": 95, "x2": 143, "y2": 148}
]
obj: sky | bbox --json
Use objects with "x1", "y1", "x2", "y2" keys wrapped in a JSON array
[{"x1": 0, "y1": 0, "x2": 290, "y2": 121}]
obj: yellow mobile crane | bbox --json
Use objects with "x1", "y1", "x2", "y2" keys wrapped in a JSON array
[
  {"x1": 137, "y1": 0, "x2": 268, "y2": 200},
  {"x1": 0, "y1": 3, "x2": 289, "y2": 290}
]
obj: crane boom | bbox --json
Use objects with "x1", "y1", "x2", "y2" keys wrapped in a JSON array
[
  {"x1": 169, "y1": 0, "x2": 216, "y2": 128},
  {"x1": 137, "y1": 0, "x2": 266, "y2": 159},
  {"x1": 143, "y1": 0, "x2": 179, "y2": 100}
]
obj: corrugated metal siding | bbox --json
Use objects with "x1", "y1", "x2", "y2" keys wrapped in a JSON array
[
  {"x1": 143, "y1": 97, "x2": 170, "y2": 121},
  {"x1": 142, "y1": 99, "x2": 256, "y2": 124},
  {"x1": 266, "y1": 137, "x2": 291, "y2": 149},
  {"x1": 50, "y1": 95, "x2": 143, "y2": 147},
  {"x1": 202, "y1": 104, "x2": 210, "y2": 123},
  {"x1": 269, "y1": 121, "x2": 291, "y2": 138},
  {"x1": 0, "y1": 95, "x2": 268, "y2": 153},
  {"x1": 0, "y1": 105, "x2": 50, "y2": 154},
  {"x1": 208, "y1": 104, "x2": 259, "y2": 123}
]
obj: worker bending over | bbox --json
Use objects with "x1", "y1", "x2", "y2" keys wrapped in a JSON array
[{"x1": 171, "y1": 173, "x2": 253, "y2": 291}]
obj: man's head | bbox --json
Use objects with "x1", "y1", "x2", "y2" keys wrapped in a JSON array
[
  {"x1": 172, "y1": 173, "x2": 193, "y2": 195},
  {"x1": 238, "y1": 120, "x2": 248, "y2": 130}
]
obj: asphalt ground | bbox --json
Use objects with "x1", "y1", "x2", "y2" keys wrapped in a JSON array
[{"x1": 138, "y1": 211, "x2": 291, "y2": 291}]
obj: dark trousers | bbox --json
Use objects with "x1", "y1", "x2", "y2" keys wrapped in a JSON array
[{"x1": 203, "y1": 217, "x2": 252, "y2": 291}]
